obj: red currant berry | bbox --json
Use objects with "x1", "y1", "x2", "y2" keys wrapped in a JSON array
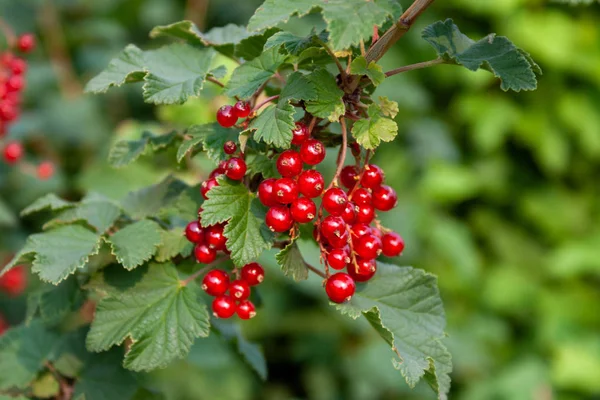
[
  {"x1": 206, "y1": 224, "x2": 227, "y2": 250},
  {"x1": 354, "y1": 234, "x2": 382, "y2": 259},
  {"x1": 229, "y1": 279, "x2": 251, "y2": 300},
  {"x1": 209, "y1": 168, "x2": 223, "y2": 179},
  {"x1": 340, "y1": 165, "x2": 359, "y2": 189},
  {"x1": 350, "y1": 223, "x2": 372, "y2": 241},
  {"x1": 212, "y1": 295, "x2": 236, "y2": 318},
  {"x1": 0, "y1": 103, "x2": 18, "y2": 122},
  {"x1": 290, "y1": 197, "x2": 316, "y2": 223},
  {"x1": 258, "y1": 178, "x2": 278, "y2": 207},
  {"x1": 274, "y1": 178, "x2": 299, "y2": 204},
  {"x1": 217, "y1": 160, "x2": 228, "y2": 173},
  {"x1": 201, "y1": 177, "x2": 218, "y2": 200},
  {"x1": 300, "y1": 139, "x2": 326, "y2": 165},
  {"x1": 6, "y1": 75, "x2": 24, "y2": 92},
  {"x1": 185, "y1": 220, "x2": 205, "y2": 244},
  {"x1": 325, "y1": 273, "x2": 356, "y2": 303},
  {"x1": 3, "y1": 142, "x2": 23, "y2": 164},
  {"x1": 194, "y1": 243, "x2": 217, "y2": 264},
  {"x1": 276, "y1": 150, "x2": 303, "y2": 177},
  {"x1": 37, "y1": 161, "x2": 54, "y2": 180},
  {"x1": 348, "y1": 258, "x2": 377, "y2": 282},
  {"x1": 233, "y1": 101, "x2": 251, "y2": 118},
  {"x1": 0, "y1": 52, "x2": 13, "y2": 65},
  {"x1": 298, "y1": 170, "x2": 324, "y2": 198},
  {"x1": 9, "y1": 58, "x2": 26, "y2": 75},
  {"x1": 322, "y1": 188, "x2": 348, "y2": 216},
  {"x1": 320, "y1": 215, "x2": 346, "y2": 240},
  {"x1": 327, "y1": 229, "x2": 349, "y2": 248},
  {"x1": 226, "y1": 157, "x2": 247, "y2": 180},
  {"x1": 371, "y1": 227, "x2": 383, "y2": 240},
  {"x1": 202, "y1": 269, "x2": 230, "y2": 296},
  {"x1": 0, "y1": 266, "x2": 26, "y2": 296},
  {"x1": 17, "y1": 34, "x2": 36, "y2": 53},
  {"x1": 216, "y1": 105, "x2": 238, "y2": 127},
  {"x1": 372, "y1": 185, "x2": 398, "y2": 211},
  {"x1": 350, "y1": 142, "x2": 361, "y2": 157},
  {"x1": 291, "y1": 122, "x2": 309, "y2": 145},
  {"x1": 382, "y1": 232, "x2": 405, "y2": 257},
  {"x1": 327, "y1": 248, "x2": 350, "y2": 270},
  {"x1": 265, "y1": 206, "x2": 294, "y2": 232},
  {"x1": 223, "y1": 140, "x2": 237, "y2": 155},
  {"x1": 355, "y1": 203, "x2": 375, "y2": 224},
  {"x1": 236, "y1": 300, "x2": 256, "y2": 320},
  {"x1": 241, "y1": 262, "x2": 265, "y2": 286},
  {"x1": 341, "y1": 202, "x2": 356, "y2": 224},
  {"x1": 350, "y1": 188, "x2": 372, "y2": 206},
  {"x1": 360, "y1": 164, "x2": 384, "y2": 189}
]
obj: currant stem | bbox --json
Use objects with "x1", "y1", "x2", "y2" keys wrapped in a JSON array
[
  {"x1": 305, "y1": 261, "x2": 327, "y2": 279},
  {"x1": 385, "y1": 58, "x2": 445, "y2": 77},
  {"x1": 252, "y1": 95, "x2": 279, "y2": 113},
  {"x1": 181, "y1": 257, "x2": 228, "y2": 286},
  {"x1": 326, "y1": 118, "x2": 348, "y2": 191},
  {"x1": 316, "y1": 37, "x2": 347, "y2": 82}
]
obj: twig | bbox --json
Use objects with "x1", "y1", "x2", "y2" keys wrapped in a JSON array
[
  {"x1": 385, "y1": 58, "x2": 444, "y2": 77},
  {"x1": 316, "y1": 37, "x2": 347, "y2": 82},
  {"x1": 326, "y1": 118, "x2": 348, "y2": 190},
  {"x1": 207, "y1": 76, "x2": 225, "y2": 88},
  {"x1": 181, "y1": 257, "x2": 228, "y2": 286},
  {"x1": 185, "y1": 0, "x2": 209, "y2": 31},
  {"x1": 252, "y1": 95, "x2": 279, "y2": 113},
  {"x1": 305, "y1": 262, "x2": 326, "y2": 279},
  {"x1": 45, "y1": 362, "x2": 72, "y2": 400}
]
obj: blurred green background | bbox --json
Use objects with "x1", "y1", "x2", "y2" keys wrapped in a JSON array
[{"x1": 1, "y1": 0, "x2": 600, "y2": 399}]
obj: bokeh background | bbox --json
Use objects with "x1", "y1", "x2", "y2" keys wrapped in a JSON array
[{"x1": 1, "y1": 0, "x2": 599, "y2": 399}]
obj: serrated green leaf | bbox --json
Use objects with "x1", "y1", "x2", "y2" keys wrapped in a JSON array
[
  {"x1": 73, "y1": 349, "x2": 138, "y2": 400},
  {"x1": 28, "y1": 277, "x2": 85, "y2": 324},
  {"x1": 85, "y1": 44, "x2": 146, "y2": 93},
  {"x1": 156, "y1": 228, "x2": 193, "y2": 262},
  {"x1": 422, "y1": 19, "x2": 540, "y2": 92},
  {"x1": 179, "y1": 124, "x2": 240, "y2": 164},
  {"x1": 235, "y1": 28, "x2": 281, "y2": 60},
  {"x1": 108, "y1": 131, "x2": 180, "y2": 168},
  {"x1": 86, "y1": 262, "x2": 210, "y2": 371},
  {"x1": 200, "y1": 179, "x2": 273, "y2": 266},
  {"x1": 43, "y1": 198, "x2": 121, "y2": 234},
  {"x1": 225, "y1": 47, "x2": 286, "y2": 99},
  {"x1": 336, "y1": 263, "x2": 451, "y2": 398},
  {"x1": 2, "y1": 226, "x2": 102, "y2": 284},
  {"x1": 246, "y1": 153, "x2": 278, "y2": 179},
  {"x1": 279, "y1": 71, "x2": 318, "y2": 104},
  {"x1": 108, "y1": 220, "x2": 163, "y2": 270},
  {"x1": 121, "y1": 176, "x2": 189, "y2": 219},
  {"x1": 264, "y1": 30, "x2": 326, "y2": 55},
  {"x1": 378, "y1": 96, "x2": 399, "y2": 118},
  {"x1": 305, "y1": 69, "x2": 345, "y2": 122},
  {"x1": 275, "y1": 240, "x2": 308, "y2": 281},
  {"x1": 32, "y1": 372, "x2": 60, "y2": 399},
  {"x1": 350, "y1": 56, "x2": 385, "y2": 86},
  {"x1": 351, "y1": 103, "x2": 398, "y2": 149},
  {"x1": 21, "y1": 193, "x2": 75, "y2": 217}
]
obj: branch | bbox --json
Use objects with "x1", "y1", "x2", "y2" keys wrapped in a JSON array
[
  {"x1": 207, "y1": 76, "x2": 225, "y2": 88},
  {"x1": 252, "y1": 95, "x2": 279, "y2": 113},
  {"x1": 181, "y1": 257, "x2": 229, "y2": 286},
  {"x1": 316, "y1": 37, "x2": 348, "y2": 82},
  {"x1": 326, "y1": 118, "x2": 348, "y2": 191},
  {"x1": 305, "y1": 262, "x2": 326, "y2": 279},
  {"x1": 385, "y1": 58, "x2": 444, "y2": 77}
]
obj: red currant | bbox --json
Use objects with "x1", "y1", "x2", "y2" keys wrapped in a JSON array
[
  {"x1": 265, "y1": 206, "x2": 294, "y2": 232},
  {"x1": 372, "y1": 185, "x2": 398, "y2": 211},
  {"x1": 226, "y1": 157, "x2": 247, "y2": 180},
  {"x1": 350, "y1": 188, "x2": 372, "y2": 206},
  {"x1": 327, "y1": 248, "x2": 350, "y2": 270},
  {"x1": 185, "y1": 220, "x2": 205, "y2": 244},
  {"x1": 327, "y1": 229, "x2": 349, "y2": 248},
  {"x1": 350, "y1": 142, "x2": 361, "y2": 157},
  {"x1": 320, "y1": 215, "x2": 346, "y2": 240},
  {"x1": 258, "y1": 178, "x2": 278, "y2": 207},
  {"x1": 382, "y1": 232, "x2": 405, "y2": 257},
  {"x1": 241, "y1": 262, "x2": 265, "y2": 286},
  {"x1": 0, "y1": 266, "x2": 26, "y2": 296},
  {"x1": 360, "y1": 164, "x2": 384, "y2": 189},
  {"x1": 223, "y1": 140, "x2": 237, "y2": 155},
  {"x1": 202, "y1": 269, "x2": 230, "y2": 296},
  {"x1": 347, "y1": 258, "x2": 377, "y2": 282},
  {"x1": 229, "y1": 279, "x2": 251, "y2": 300},
  {"x1": 340, "y1": 165, "x2": 359, "y2": 189},
  {"x1": 194, "y1": 243, "x2": 217, "y2": 264},
  {"x1": 353, "y1": 234, "x2": 382, "y2": 259},
  {"x1": 300, "y1": 139, "x2": 326, "y2": 165},
  {"x1": 276, "y1": 150, "x2": 303, "y2": 177},
  {"x1": 325, "y1": 273, "x2": 356, "y2": 303},
  {"x1": 274, "y1": 178, "x2": 299, "y2": 204},
  {"x1": 17, "y1": 34, "x2": 36, "y2": 53},
  {"x1": 290, "y1": 197, "x2": 316, "y2": 223},
  {"x1": 6, "y1": 75, "x2": 24, "y2": 92},
  {"x1": 341, "y1": 202, "x2": 356, "y2": 224},
  {"x1": 0, "y1": 103, "x2": 18, "y2": 122},
  {"x1": 206, "y1": 224, "x2": 227, "y2": 250},
  {"x1": 350, "y1": 223, "x2": 372, "y2": 241},
  {"x1": 212, "y1": 295, "x2": 237, "y2": 318},
  {"x1": 201, "y1": 177, "x2": 218, "y2": 200},
  {"x1": 216, "y1": 105, "x2": 238, "y2": 127},
  {"x1": 236, "y1": 300, "x2": 256, "y2": 320},
  {"x1": 9, "y1": 58, "x2": 26, "y2": 75},
  {"x1": 37, "y1": 161, "x2": 54, "y2": 180},
  {"x1": 322, "y1": 188, "x2": 348, "y2": 216},
  {"x1": 371, "y1": 227, "x2": 383, "y2": 240},
  {"x1": 233, "y1": 101, "x2": 251, "y2": 118},
  {"x1": 291, "y1": 122, "x2": 309, "y2": 145},
  {"x1": 3, "y1": 142, "x2": 23, "y2": 164},
  {"x1": 298, "y1": 170, "x2": 324, "y2": 198},
  {"x1": 355, "y1": 203, "x2": 375, "y2": 224}
]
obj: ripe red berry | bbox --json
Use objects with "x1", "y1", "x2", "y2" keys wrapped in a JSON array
[
  {"x1": 273, "y1": 177, "x2": 298, "y2": 204},
  {"x1": 229, "y1": 279, "x2": 251, "y2": 300},
  {"x1": 340, "y1": 165, "x2": 359, "y2": 189},
  {"x1": 202, "y1": 269, "x2": 230, "y2": 296},
  {"x1": 350, "y1": 142, "x2": 361, "y2": 157},
  {"x1": 355, "y1": 203, "x2": 375, "y2": 224},
  {"x1": 372, "y1": 185, "x2": 398, "y2": 211},
  {"x1": 194, "y1": 243, "x2": 217, "y2": 264},
  {"x1": 351, "y1": 188, "x2": 372, "y2": 206},
  {"x1": 216, "y1": 105, "x2": 238, "y2": 127},
  {"x1": 212, "y1": 295, "x2": 237, "y2": 318},
  {"x1": 276, "y1": 150, "x2": 303, "y2": 177},
  {"x1": 360, "y1": 164, "x2": 384, "y2": 189},
  {"x1": 201, "y1": 177, "x2": 218, "y2": 199},
  {"x1": 297, "y1": 170, "x2": 324, "y2": 198},
  {"x1": 354, "y1": 234, "x2": 382, "y2": 260},
  {"x1": 322, "y1": 188, "x2": 348, "y2": 216},
  {"x1": 223, "y1": 140, "x2": 237, "y2": 155},
  {"x1": 226, "y1": 157, "x2": 247, "y2": 180},
  {"x1": 290, "y1": 197, "x2": 316, "y2": 223},
  {"x1": 265, "y1": 206, "x2": 293, "y2": 232},
  {"x1": 17, "y1": 34, "x2": 36, "y2": 53},
  {"x1": 341, "y1": 203, "x2": 356, "y2": 224},
  {"x1": 325, "y1": 273, "x2": 356, "y2": 303},
  {"x1": 327, "y1": 248, "x2": 350, "y2": 270},
  {"x1": 300, "y1": 139, "x2": 326, "y2": 165},
  {"x1": 233, "y1": 101, "x2": 251, "y2": 118},
  {"x1": 371, "y1": 227, "x2": 383, "y2": 240},
  {"x1": 0, "y1": 266, "x2": 27, "y2": 296},
  {"x1": 9, "y1": 58, "x2": 26, "y2": 75},
  {"x1": 37, "y1": 161, "x2": 54, "y2": 180},
  {"x1": 6, "y1": 75, "x2": 24, "y2": 92},
  {"x1": 350, "y1": 223, "x2": 372, "y2": 241},
  {"x1": 291, "y1": 122, "x2": 309, "y2": 145},
  {"x1": 206, "y1": 224, "x2": 227, "y2": 250},
  {"x1": 347, "y1": 258, "x2": 377, "y2": 282},
  {"x1": 3, "y1": 142, "x2": 23, "y2": 164},
  {"x1": 327, "y1": 229, "x2": 349, "y2": 248},
  {"x1": 0, "y1": 103, "x2": 18, "y2": 122},
  {"x1": 241, "y1": 262, "x2": 265, "y2": 286},
  {"x1": 185, "y1": 220, "x2": 205, "y2": 244},
  {"x1": 320, "y1": 215, "x2": 346, "y2": 240},
  {"x1": 236, "y1": 300, "x2": 256, "y2": 320},
  {"x1": 258, "y1": 178, "x2": 278, "y2": 207},
  {"x1": 382, "y1": 232, "x2": 405, "y2": 257}
]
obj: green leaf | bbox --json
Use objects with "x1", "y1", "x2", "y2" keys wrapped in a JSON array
[
  {"x1": 275, "y1": 240, "x2": 308, "y2": 281},
  {"x1": 86, "y1": 262, "x2": 210, "y2": 371},
  {"x1": 305, "y1": 69, "x2": 345, "y2": 122},
  {"x1": 28, "y1": 277, "x2": 85, "y2": 324},
  {"x1": 200, "y1": 178, "x2": 273, "y2": 266},
  {"x1": 350, "y1": 56, "x2": 385, "y2": 86},
  {"x1": 73, "y1": 350, "x2": 138, "y2": 400},
  {"x1": 108, "y1": 131, "x2": 180, "y2": 168},
  {"x1": 85, "y1": 44, "x2": 146, "y2": 93},
  {"x1": 264, "y1": 30, "x2": 325, "y2": 55},
  {"x1": 178, "y1": 124, "x2": 240, "y2": 164},
  {"x1": 225, "y1": 47, "x2": 286, "y2": 99},
  {"x1": 43, "y1": 197, "x2": 121, "y2": 234},
  {"x1": 245, "y1": 153, "x2": 278, "y2": 179},
  {"x1": 336, "y1": 263, "x2": 451, "y2": 398},
  {"x1": 32, "y1": 372, "x2": 60, "y2": 399},
  {"x1": 0, "y1": 197, "x2": 16, "y2": 227},
  {"x1": 351, "y1": 104, "x2": 398, "y2": 149},
  {"x1": 0, "y1": 320, "x2": 60, "y2": 390},
  {"x1": 235, "y1": 28, "x2": 281, "y2": 60},
  {"x1": 378, "y1": 96, "x2": 399, "y2": 118},
  {"x1": 156, "y1": 228, "x2": 193, "y2": 262},
  {"x1": 20, "y1": 193, "x2": 74, "y2": 217},
  {"x1": 2, "y1": 226, "x2": 102, "y2": 284},
  {"x1": 108, "y1": 220, "x2": 163, "y2": 270},
  {"x1": 121, "y1": 176, "x2": 189, "y2": 219},
  {"x1": 422, "y1": 19, "x2": 540, "y2": 92}
]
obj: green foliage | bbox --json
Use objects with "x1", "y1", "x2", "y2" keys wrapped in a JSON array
[
  {"x1": 225, "y1": 47, "x2": 286, "y2": 99},
  {"x1": 275, "y1": 240, "x2": 309, "y2": 281},
  {"x1": 108, "y1": 220, "x2": 163, "y2": 270},
  {"x1": 305, "y1": 69, "x2": 346, "y2": 122},
  {"x1": 352, "y1": 103, "x2": 398, "y2": 149}
]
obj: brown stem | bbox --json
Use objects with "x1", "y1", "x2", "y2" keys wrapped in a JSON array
[
  {"x1": 385, "y1": 58, "x2": 444, "y2": 77},
  {"x1": 305, "y1": 262, "x2": 326, "y2": 279},
  {"x1": 181, "y1": 257, "x2": 228, "y2": 286},
  {"x1": 326, "y1": 118, "x2": 348, "y2": 191},
  {"x1": 185, "y1": 0, "x2": 209, "y2": 31},
  {"x1": 207, "y1": 76, "x2": 225, "y2": 88},
  {"x1": 45, "y1": 362, "x2": 72, "y2": 400},
  {"x1": 316, "y1": 37, "x2": 347, "y2": 82},
  {"x1": 252, "y1": 95, "x2": 279, "y2": 113}
]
